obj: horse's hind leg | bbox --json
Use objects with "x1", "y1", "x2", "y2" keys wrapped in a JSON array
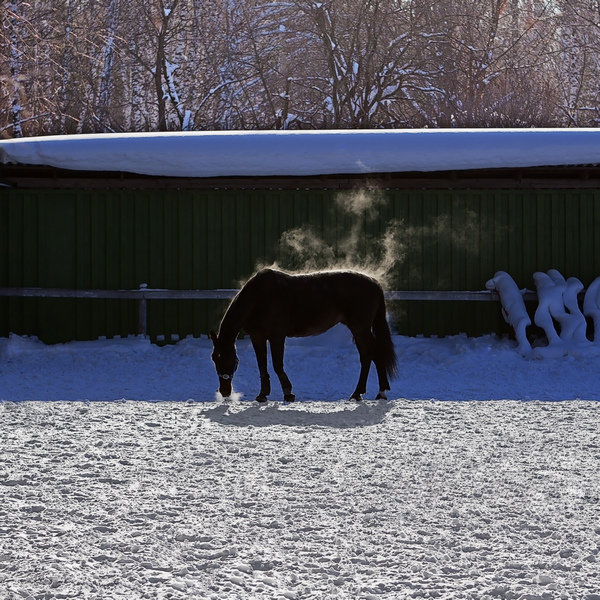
[
  {"x1": 374, "y1": 360, "x2": 390, "y2": 399},
  {"x1": 269, "y1": 336, "x2": 295, "y2": 402},
  {"x1": 251, "y1": 334, "x2": 270, "y2": 402},
  {"x1": 350, "y1": 329, "x2": 374, "y2": 401}
]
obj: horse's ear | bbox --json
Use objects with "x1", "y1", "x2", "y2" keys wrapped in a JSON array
[{"x1": 209, "y1": 330, "x2": 218, "y2": 344}]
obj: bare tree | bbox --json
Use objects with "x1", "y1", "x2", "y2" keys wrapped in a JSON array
[
  {"x1": 554, "y1": 0, "x2": 600, "y2": 126},
  {"x1": 97, "y1": 0, "x2": 120, "y2": 130},
  {"x1": 2, "y1": 0, "x2": 600, "y2": 136},
  {"x1": 418, "y1": 0, "x2": 558, "y2": 127},
  {"x1": 6, "y1": 0, "x2": 24, "y2": 137}
]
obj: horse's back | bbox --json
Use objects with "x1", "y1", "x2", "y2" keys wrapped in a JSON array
[
  {"x1": 246, "y1": 268, "x2": 384, "y2": 337},
  {"x1": 251, "y1": 268, "x2": 382, "y2": 299}
]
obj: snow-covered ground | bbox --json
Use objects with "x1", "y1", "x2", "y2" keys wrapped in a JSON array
[
  {"x1": 2, "y1": 328, "x2": 600, "y2": 402},
  {"x1": 2, "y1": 330, "x2": 600, "y2": 599}
]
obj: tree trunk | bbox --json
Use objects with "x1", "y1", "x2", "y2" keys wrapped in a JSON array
[{"x1": 9, "y1": 0, "x2": 23, "y2": 137}]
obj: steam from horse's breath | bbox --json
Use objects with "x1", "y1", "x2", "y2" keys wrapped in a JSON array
[
  {"x1": 261, "y1": 190, "x2": 407, "y2": 288},
  {"x1": 215, "y1": 389, "x2": 243, "y2": 402},
  {"x1": 340, "y1": 189, "x2": 385, "y2": 220},
  {"x1": 252, "y1": 189, "x2": 484, "y2": 291}
]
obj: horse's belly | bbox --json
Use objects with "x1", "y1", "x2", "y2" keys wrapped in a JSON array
[
  {"x1": 289, "y1": 325, "x2": 331, "y2": 337},
  {"x1": 287, "y1": 313, "x2": 342, "y2": 337}
]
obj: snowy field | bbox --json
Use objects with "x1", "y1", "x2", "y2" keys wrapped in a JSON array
[{"x1": 2, "y1": 330, "x2": 600, "y2": 599}]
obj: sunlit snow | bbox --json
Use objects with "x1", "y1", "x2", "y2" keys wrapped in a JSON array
[{"x1": 3, "y1": 129, "x2": 600, "y2": 177}]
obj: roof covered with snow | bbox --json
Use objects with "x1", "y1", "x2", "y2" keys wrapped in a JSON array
[{"x1": 2, "y1": 129, "x2": 600, "y2": 178}]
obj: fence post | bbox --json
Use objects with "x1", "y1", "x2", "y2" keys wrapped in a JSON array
[{"x1": 138, "y1": 283, "x2": 148, "y2": 337}]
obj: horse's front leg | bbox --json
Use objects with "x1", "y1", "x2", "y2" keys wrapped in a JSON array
[
  {"x1": 250, "y1": 334, "x2": 270, "y2": 402},
  {"x1": 269, "y1": 336, "x2": 295, "y2": 402}
]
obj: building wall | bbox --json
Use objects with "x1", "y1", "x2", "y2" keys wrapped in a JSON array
[{"x1": 2, "y1": 188, "x2": 600, "y2": 343}]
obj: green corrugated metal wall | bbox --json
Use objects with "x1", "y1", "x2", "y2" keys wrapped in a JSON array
[{"x1": 2, "y1": 188, "x2": 600, "y2": 343}]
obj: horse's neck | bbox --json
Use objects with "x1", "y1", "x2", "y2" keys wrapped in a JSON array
[{"x1": 219, "y1": 288, "x2": 254, "y2": 342}]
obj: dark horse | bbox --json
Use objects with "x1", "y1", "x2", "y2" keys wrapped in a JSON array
[{"x1": 210, "y1": 268, "x2": 398, "y2": 402}]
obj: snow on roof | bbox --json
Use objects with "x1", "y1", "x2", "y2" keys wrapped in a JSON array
[{"x1": 2, "y1": 129, "x2": 600, "y2": 178}]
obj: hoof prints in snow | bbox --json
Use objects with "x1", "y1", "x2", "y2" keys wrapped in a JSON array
[{"x1": 2, "y1": 400, "x2": 600, "y2": 598}]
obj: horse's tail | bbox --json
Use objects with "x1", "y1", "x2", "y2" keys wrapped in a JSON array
[{"x1": 373, "y1": 292, "x2": 398, "y2": 381}]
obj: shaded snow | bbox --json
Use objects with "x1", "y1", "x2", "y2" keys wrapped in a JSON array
[
  {"x1": 2, "y1": 329, "x2": 600, "y2": 401},
  {"x1": 485, "y1": 271, "x2": 531, "y2": 356},
  {"x1": 3, "y1": 129, "x2": 600, "y2": 177},
  {"x1": 583, "y1": 277, "x2": 600, "y2": 345}
]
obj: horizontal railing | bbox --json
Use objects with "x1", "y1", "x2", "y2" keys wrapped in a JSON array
[
  {"x1": 0, "y1": 285, "x2": 238, "y2": 301},
  {"x1": 0, "y1": 285, "x2": 522, "y2": 301},
  {"x1": 1, "y1": 284, "x2": 537, "y2": 337}
]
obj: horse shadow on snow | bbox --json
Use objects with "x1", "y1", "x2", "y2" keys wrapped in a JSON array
[{"x1": 202, "y1": 400, "x2": 393, "y2": 429}]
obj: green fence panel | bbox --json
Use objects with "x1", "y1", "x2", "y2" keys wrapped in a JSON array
[{"x1": 2, "y1": 188, "x2": 600, "y2": 343}]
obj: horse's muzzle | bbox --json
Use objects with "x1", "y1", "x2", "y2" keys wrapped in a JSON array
[{"x1": 218, "y1": 377, "x2": 233, "y2": 398}]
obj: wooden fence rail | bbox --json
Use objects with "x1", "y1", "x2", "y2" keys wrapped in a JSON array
[{"x1": 1, "y1": 284, "x2": 539, "y2": 338}]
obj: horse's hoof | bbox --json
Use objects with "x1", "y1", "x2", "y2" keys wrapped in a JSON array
[
  {"x1": 284, "y1": 393, "x2": 295, "y2": 403},
  {"x1": 255, "y1": 394, "x2": 268, "y2": 403},
  {"x1": 376, "y1": 391, "x2": 388, "y2": 400},
  {"x1": 350, "y1": 393, "x2": 363, "y2": 401}
]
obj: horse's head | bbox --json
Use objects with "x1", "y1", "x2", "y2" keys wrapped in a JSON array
[{"x1": 209, "y1": 330, "x2": 239, "y2": 398}]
